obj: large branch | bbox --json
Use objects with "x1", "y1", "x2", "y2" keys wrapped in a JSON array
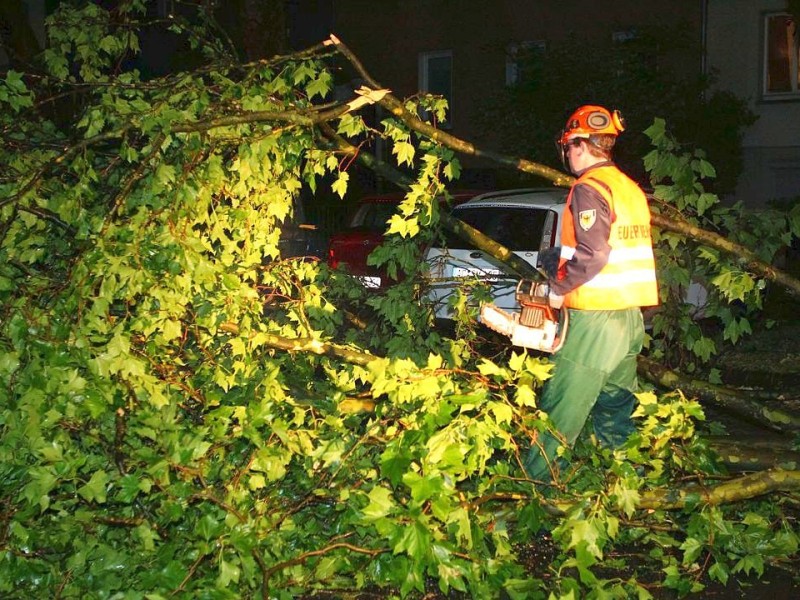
[
  {"x1": 649, "y1": 210, "x2": 800, "y2": 297},
  {"x1": 705, "y1": 435, "x2": 800, "y2": 472},
  {"x1": 325, "y1": 34, "x2": 800, "y2": 298},
  {"x1": 218, "y1": 321, "x2": 376, "y2": 366},
  {"x1": 636, "y1": 468, "x2": 800, "y2": 510},
  {"x1": 637, "y1": 355, "x2": 800, "y2": 433},
  {"x1": 218, "y1": 316, "x2": 800, "y2": 512},
  {"x1": 170, "y1": 87, "x2": 390, "y2": 133},
  {"x1": 325, "y1": 35, "x2": 571, "y2": 187},
  {"x1": 1, "y1": 87, "x2": 387, "y2": 212}
]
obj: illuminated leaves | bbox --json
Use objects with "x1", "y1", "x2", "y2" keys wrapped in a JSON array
[
  {"x1": 2, "y1": 4, "x2": 799, "y2": 599},
  {"x1": 332, "y1": 170, "x2": 349, "y2": 198}
]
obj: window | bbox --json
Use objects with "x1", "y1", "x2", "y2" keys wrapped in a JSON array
[
  {"x1": 146, "y1": 0, "x2": 175, "y2": 19},
  {"x1": 612, "y1": 29, "x2": 638, "y2": 44},
  {"x1": 349, "y1": 202, "x2": 399, "y2": 232},
  {"x1": 418, "y1": 50, "x2": 452, "y2": 126},
  {"x1": 764, "y1": 12, "x2": 800, "y2": 98},
  {"x1": 444, "y1": 207, "x2": 553, "y2": 252},
  {"x1": 505, "y1": 41, "x2": 545, "y2": 87}
]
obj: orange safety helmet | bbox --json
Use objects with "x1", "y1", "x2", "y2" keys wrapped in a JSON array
[{"x1": 558, "y1": 105, "x2": 626, "y2": 146}]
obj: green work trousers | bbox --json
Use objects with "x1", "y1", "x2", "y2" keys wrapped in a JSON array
[{"x1": 523, "y1": 307, "x2": 644, "y2": 481}]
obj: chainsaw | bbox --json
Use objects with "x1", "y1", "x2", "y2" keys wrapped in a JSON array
[{"x1": 480, "y1": 278, "x2": 568, "y2": 353}]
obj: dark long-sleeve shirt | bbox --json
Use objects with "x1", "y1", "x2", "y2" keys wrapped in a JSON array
[{"x1": 550, "y1": 162, "x2": 614, "y2": 296}]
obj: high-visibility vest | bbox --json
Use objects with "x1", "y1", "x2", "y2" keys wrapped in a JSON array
[{"x1": 559, "y1": 165, "x2": 659, "y2": 310}]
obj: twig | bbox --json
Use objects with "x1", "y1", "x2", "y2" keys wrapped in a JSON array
[{"x1": 262, "y1": 540, "x2": 386, "y2": 598}]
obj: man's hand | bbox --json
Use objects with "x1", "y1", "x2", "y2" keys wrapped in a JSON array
[
  {"x1": 538, "y1": 246, "x2": 561, "y2": 278},
  {"x1": 548, "y1": 291, "x2": 564, "y2": 309}
]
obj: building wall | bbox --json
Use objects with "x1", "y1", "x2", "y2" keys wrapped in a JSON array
[
  {"x1": 706, "y1": 0, "x2": 800, "y2": 206},
  {"x1": 0, "y1": 0, "x2": 46, "y2": 68},
  {"x1": 333, "y1": 0, "x2": 701, "y2": 146}
]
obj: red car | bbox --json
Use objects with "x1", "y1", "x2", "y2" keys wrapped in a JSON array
[{"x1": 327, "y1": 191, "x2": 480, "y2": 288}]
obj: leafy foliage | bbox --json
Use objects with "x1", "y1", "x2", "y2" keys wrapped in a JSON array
[
  {"x1": 643, "y1": 119, "x2": 800, "y2": 369},
  {"x1": 1, "y1": 3, "x2": 798, "y2": 599}
]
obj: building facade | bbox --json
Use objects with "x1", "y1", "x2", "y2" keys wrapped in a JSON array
[
  {"x1": 332, "y1": 0, "x2": 703, "y2": 188},
  {"x1": 332, "y1": 0, "x2": 799, "y2": 206},
  {"x1": 705, "y1": 0, "x2": 800, "y2": 206},
  {"x1": 4, "y1": 1, "x2": 797, "y2": 206}
]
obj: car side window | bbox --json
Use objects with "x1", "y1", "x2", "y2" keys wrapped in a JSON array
[
  {"x1": 445, "y1": 207, "x2": 551, "y2": 251},
  {"x1": 352, "y1": 203, "x2": 397, "y2": 231}
]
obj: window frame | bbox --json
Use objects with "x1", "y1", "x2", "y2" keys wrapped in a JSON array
[
  {"x1": 418, "y1": 49, "x2": 453, "y2": 128},
  {"x1": 762, "y1": 10, "x2": 800, "y2": 101},
  {"x1": 505, "y1": 40, "x2": 546, "y2": 87}
]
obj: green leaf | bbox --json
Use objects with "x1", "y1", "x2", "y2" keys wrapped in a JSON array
[
  {"x1": 708, "y1": 561, "x2": 729, "y2": 585},
  {"x1": 443, "y1": 158, "x2": 461, "y2": 181},
  {"x1": 568, "y1": 519, "x2": 603, "y2": 559},
  {"x1": 680, "y1": 537, "x2": 703, "y2": 564},
  {"x1": 393, "y1": 141, "x2": 415, "y2": 167},
  {"x1": 733, "y1": 553, "x2": 764, "y2": 577},
  {"x1": 337, "y1": 114, "x2": 365, "y2": 137},
  {"x1": 488, "y1": 401, "x2": 513, "y2": 425},
  {"x1": 0, "y1": 351, "x2": 20, "y2": 378},
  {"x1": 643, "y1": 118, "x2": 666, "y2": 143},
  {"x1": 695, "y1": 192, "x2": 718, "y2": 215},
  {"x1": 477, "y1": 359, "x2": 506, "y2": 379},
  {"x1": 217, "y1": 557, "x2": 241, "y2": 587},
  {"x1": 362, "y1": 486, "x2": 395, "y2": 521},
  {"x1": 332, "y1": 170, "x2": 349, "y2": 199},
  {"x1": 403, "y1": 472, "x2": 442, "y2": 504},
  {"x1": 514, "y1": 385, "x2": 537, "y2": 407},
  {"x1": 306, "y1": 73, "x2": 332, "y2": 100},
  {"x1": 691, "y1": 337, "x2": 716, "y2": 362},
  {"x1": 612, "y1": 481, "x2": 640, "y2": 518},
  {"x1": 78, "y1": 470, "x2": 109, "y2": 504},
  {"x1": 393, "y1": 521, "x2": 430, "y2": 560}
]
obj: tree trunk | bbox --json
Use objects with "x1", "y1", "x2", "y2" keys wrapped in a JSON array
[{"x1": 705, "y1": 435, "x2": 800, "y2": 472}]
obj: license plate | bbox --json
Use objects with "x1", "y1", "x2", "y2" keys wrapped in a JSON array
[
  {"x1": 358, "y1": 276, "x2": 381, "y2": 288},
  {"x1": 452, "y1": 266, "x2": 502, "y2": 281}
]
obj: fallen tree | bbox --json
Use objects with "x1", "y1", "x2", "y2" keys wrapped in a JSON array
[
  {"x1": 322, "y1": 87, "x2": 800, "y2": 439},
  {"x1": 637, "y1": 356, "x2": 800, "y2": 434},
  {"x1": 2, "y1": 5, "x2": 799, "y2": 599}
]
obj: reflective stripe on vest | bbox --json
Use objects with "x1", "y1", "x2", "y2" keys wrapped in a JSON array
[{"x1": 560, "y1": 165, "x2": 659, "y2": 310}]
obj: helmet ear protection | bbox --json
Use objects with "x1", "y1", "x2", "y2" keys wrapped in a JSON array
[
  {"x1": 584, "y1": 108, "x2": 625, "y2": 132},
  {"x1": 559, "y1": 105, "x2": 625, "y2": 146}
]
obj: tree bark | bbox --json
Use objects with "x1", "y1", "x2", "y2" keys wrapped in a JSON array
[
  {"x1": 705, "y1": 435, "x2": 800, "y2": 472},
  {"x1": 636, "y1": 468, "x2": 800, "y2": 510},
  {"x1": 218, "y1": 321, "x2": 377, "y2": 366}
]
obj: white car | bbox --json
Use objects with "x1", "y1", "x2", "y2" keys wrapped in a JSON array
[{"x1": 424, "y1": 188, "x2": 568, "y2": 320}]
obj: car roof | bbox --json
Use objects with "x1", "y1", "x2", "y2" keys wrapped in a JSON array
[
  {"x1": 454, "y1": 187, "x2": 568, "y2": 210},
  {"x1": 355, "y1": 189, "x2": 486, "y2": 204}
]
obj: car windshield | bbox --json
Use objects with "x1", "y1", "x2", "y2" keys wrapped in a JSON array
[
  {"x1": 444, "y1": 206, "x2": 551, "y2": 251},
  {"x1": 349, "y1": 203, "x2": 398, "y2": 231}
]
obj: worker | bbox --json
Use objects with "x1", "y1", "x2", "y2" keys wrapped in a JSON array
[{"x1": 524, "y1": 105, "x2": 659, "y2": 482}]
